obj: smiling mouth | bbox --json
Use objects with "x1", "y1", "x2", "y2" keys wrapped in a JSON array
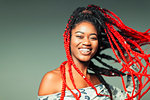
[{"x1": 79, "y1": 48, "x2": 92, "y2": 55}]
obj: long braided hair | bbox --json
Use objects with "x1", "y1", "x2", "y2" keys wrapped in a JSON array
[{"x1": 60, "y1": 5, "x2": 150, "y2": 100}]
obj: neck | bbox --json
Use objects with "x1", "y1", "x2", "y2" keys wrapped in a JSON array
[{"x1": 68, "y1": 58, "x2": 90, "y2": 77}]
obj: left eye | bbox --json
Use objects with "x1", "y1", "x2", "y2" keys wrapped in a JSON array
[{"x1": 90, "y1": 37, "x2": 97, "y2": 40}]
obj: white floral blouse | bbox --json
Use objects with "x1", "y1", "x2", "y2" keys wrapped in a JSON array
[{"x1": 38, "y1": 65, "x2": 138, "y2": 100}]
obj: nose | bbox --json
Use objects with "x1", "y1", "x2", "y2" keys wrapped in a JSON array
[{"x1": 82, "y1": 37, "x2": 91, "y2": 46}]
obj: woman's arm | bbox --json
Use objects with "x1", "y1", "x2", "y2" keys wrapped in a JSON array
[
  {"x1": 125, "y1": 64, "x2": 139, "y2": 98},
  {"x1": 124, "y1": 53, "x2": 139, "y2": 92}
]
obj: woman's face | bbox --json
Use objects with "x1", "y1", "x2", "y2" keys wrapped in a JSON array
[{"x1": 70, "y1": 21, "x2": 98, "y2": 63}]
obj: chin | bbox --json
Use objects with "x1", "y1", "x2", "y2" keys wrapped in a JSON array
[
  {"x1": 71, "y1": 53, "x2": 95, "y2": 64},
  {"x1": 78, "y1": 56, "x2": 92, "y2": 62}
]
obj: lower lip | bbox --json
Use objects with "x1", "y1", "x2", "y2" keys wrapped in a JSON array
[{"x1": 79, "y1": 49, "x2": 91, "y2": 55}]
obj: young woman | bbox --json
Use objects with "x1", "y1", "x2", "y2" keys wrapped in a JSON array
[{"x1": 38, "y1": 5, "x2": 150, "y2": 100}]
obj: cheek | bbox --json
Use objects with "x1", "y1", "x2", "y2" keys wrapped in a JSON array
[
  {"x1": 93, "y1": 41, "x2": 99, "y2": 52},
  {"x1": 70, "y1": 37, "x2": 80, "y2": 47},
  {"x1": 70, "y1": 38, "x2": 75, "y2": 49},
  {"x1": 70, "y1": 37, "x2": 78, "y2": 52}
]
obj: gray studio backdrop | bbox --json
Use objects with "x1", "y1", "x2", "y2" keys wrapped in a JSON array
[{"x1": 0, "y1": 0, "x2": 149, "y2": 100}]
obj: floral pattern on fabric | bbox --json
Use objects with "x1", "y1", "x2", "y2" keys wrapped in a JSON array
[
  {"x1": 38, "y1": 65, "x2": 138, "y2": 100},
  {"x1": 38, "y1": 75, "x2": 138, "y2": 100}
]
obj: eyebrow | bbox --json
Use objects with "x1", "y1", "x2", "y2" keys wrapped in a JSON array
[
  {"x1": 75, "y1": 31, "x2": 84, "y2": 34},
  {"x1": 75, "y1": 31, "x2": 97, "y2": 35},
  {"x1": 90, "y1": 33, "x2": 97, "y2": 36}
]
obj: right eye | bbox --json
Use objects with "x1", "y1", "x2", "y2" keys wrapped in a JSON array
[{"x1": 76, "y1": 35, "x2": 84, "y2": 39}]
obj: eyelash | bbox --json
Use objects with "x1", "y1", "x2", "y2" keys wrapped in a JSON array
[
  {"x1": 76, "y1": 36, "x2": 97, "y2": 40},
  {"x1": 90, "y1": 37, "x2": 97, "y2": 40},
  {"x1": 76, "y1": 36, "x2": 83, "y2": 39}
]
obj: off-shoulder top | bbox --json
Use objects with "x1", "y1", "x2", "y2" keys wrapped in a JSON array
[{"x1": 38, "y1": 65, "x2": 138, "y2": 100}]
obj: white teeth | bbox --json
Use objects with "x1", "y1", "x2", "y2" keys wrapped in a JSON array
[{"x1": 79, "y1": 48, "x2": 90, "y2": 53}]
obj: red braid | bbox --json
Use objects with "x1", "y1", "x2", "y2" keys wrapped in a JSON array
[
  {"x1": 60, "y1": 5, "x2": 150, "y2": 100},
  {"x1": 62, "y1": 13, "x2": 110, "y2": 99},
  {"x1": 89, "y1": 5, "x2": 150, "y2": 100}
]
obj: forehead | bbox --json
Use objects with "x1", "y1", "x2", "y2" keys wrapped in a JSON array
[{"x1": 71, "y1": 21, "x2": 97, "y2": 34}]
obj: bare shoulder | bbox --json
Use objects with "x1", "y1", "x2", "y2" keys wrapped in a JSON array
[{"x1": 38, "y1": 68, "x2": 62, "y2": 96}]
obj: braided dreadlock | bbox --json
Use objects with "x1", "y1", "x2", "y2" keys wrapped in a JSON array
[{"x1": 60, "y1": 4, "x2": 150, "y2": 100}]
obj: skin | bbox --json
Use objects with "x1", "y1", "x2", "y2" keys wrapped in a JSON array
[
  {"x1": 38, "y1": 21, "x2": 101, "y2": 96},
  {"x1": 71, "y1": 21, "x2": 99, "y2": 66}
]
